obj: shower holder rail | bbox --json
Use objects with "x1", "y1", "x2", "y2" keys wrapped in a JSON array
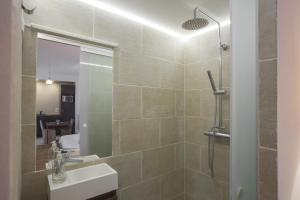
[{"x1": 204, "y1": 131, "x2": 230, "y2": 139}]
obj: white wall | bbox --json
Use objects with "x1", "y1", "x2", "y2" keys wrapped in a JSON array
[
  {"x1": 36, "y1": 81, "x2": 61, "y2": 115},
  {"x1": 278, "y1": 0, "x2": 300, "y2": 199},
  {"x1": 0, "y1": 0, "x2": 22, "y2": 199}
]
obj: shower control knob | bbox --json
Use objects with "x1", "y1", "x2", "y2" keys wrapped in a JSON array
[{"x1": 22, "y1": 0, "x2": 37, "y2": 14}]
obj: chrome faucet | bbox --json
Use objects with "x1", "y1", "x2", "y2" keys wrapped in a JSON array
[
  {"x1": 52, "y1": 151, "x2": 84, "y2": 183},
  {"x1": 62, "y1": 152, "x2": 84, "y2": 164}
]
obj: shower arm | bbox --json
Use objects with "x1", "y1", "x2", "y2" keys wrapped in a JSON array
[
  {"x1": 194, "y1": 7, "x2": 223, "y2": 88},
  {"x1": 193, "y1": 8, "x2": 222, "y2": 46}
]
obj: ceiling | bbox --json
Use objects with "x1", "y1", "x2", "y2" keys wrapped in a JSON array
[
  {"x1": 37, "y1": 38, "x2": 113, "y2": 82},
  {"x1": 96, "y1": 0, "x2": 230, "y2": 35},
  {"x1": 37, "y1": 39, "x2": 80, "y2": 82}
]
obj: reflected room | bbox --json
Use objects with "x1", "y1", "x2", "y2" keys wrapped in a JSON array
[{"x1": 35, "y1": 35, "x2": 113, "y2": 170}]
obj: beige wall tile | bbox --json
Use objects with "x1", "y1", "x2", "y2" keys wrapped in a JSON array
[
  {"x1": 185, "y1": 90, "x2": 200, "y2": 116},
  {"x1": 185, "y1": 117, "x2": 211, "y2": 145},
  {"x1": 118, "y1": 52, "x2": 143, "y2": 86},
  {"x1": 199, "y1": 89, "x2": 215, "y2": 120},
  {"x1": 185, "y1": 143, "x2": 201, "y2": 171},
  {"x1": 25, "y1": 0, "x2": 94, "y2": 37},
  {"x1": 22, "y1": 171, "x2": 48, "y2": 200},
  {"x1": 119, "y1": 178, "x2": 161, "y2": 200},
  {"x1": 22, "y1": 28, "x2": 36, "y2": 76},
  {"x1": 22, "y1": 76, "x2": 36, "y2": 125},
  {"x1": 175, "y1": 90, "x2": 184, "y2": 116},
  {"x1": 169, "y1": 194, "x2": 185, "y2": 200},
  {"x1": 222, "y1": 182, "x2": 229, "y2": 200},
  {"x1": 142, "y1": 27, "x2": 177, "y2": 61},
  {"x1": 113, "y1": 49, "x2": 120, "y2": 84},
  {"x1": 259, "y1": 60, "x2": 277, "y2": 149},
  {"x1": 162, "y1": 169, "x2": 184, "y2": 200},
  {"x1": 21, "y1": 125, "x2": 36, "y2": 173},
  {"x1": 260, "y1": 119, "x2": 277, "y2": 149},
  {"x1": 259, "y1": 148, "x2": 277, "y2": 200},
  {"x1": 185, "y1": 60, "x2": 219, "y2": 90},
  {"x1": 94, "y1": 11, "x2": 142, "y2": 54},
  {"x1": 120, "y1": 119, "x2": 159, "y2": 153},
  {"x1": 112, "y1": 121, "x2": 120, "y2": 155},
  {"x1": 141, "y1": 56, "x2": 162, "y2": 87},
  {"x1": 142, "y1": 88, "x2": 175, "y2": 117},
  {"x1": 113, "y1": 85, "x2": 141, "y2": 120},
  {"x1": 161, "y1": 62, "x2": 184, "y2": 90},
  {"x1": 185, "y1": 169, "x2": 222, "y2": 200},
  {"x1": 161, "y1": 117, "x2": 183, "y2": 145},
  {"x1": 185, "y1": 194, "x2": 198, "y2": 200},
  {"x1": 201, "y1": 146, "x2": 229, "y2": 182},
  {"x1": 142, "y1": 146, "x2": 176, "y2": 179},
  {"x1": 119, "y1": 53, "x2": 163, "y2": 88},
  {"x1": 175, "y1": 43, "x2": 184, "y2": 65},
  {"x1": 220, "y1": 25, "x2": 231, "y2": 49},
  {"x1": 103, "y1": 152, "x2": 142, "y2": 189},
  {"x1": 119, "y1": 54, "x2": 181, "y2": 88},
  {"x1": 259, "y1": 0, "x2": 277, "y2": 59},
  {"x1": 184, "y1": 32, "x2": 219, "y2": 65},
  {"x1": 175, "y1": 143, "x2": 184, "y2": 169},
  {"x1": 222, "y1": 55, "x2": 231, "y2": 88},
  {"x1": 222, "y1": 92, "x2": 230, "y2": 121}
]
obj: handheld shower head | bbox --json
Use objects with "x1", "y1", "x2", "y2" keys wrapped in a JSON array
[
  {"x1": 207, "y1": 70, "x2": 226, "y2": 95},
  {"x1": 207, "y1": 70, "x2": 217, "y2": 92}
]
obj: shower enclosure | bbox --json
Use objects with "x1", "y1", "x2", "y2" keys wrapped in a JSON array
[
  {"x1": 183, "y1": 7, "x2": 231, "y2": 199},
  {"x1": 182, "y1": 7, "x2": 230, "y2": 178}
]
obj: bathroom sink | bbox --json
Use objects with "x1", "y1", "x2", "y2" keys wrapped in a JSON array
[{"x1": 48, "y1": 163, "x2": 118, "y2": 200}]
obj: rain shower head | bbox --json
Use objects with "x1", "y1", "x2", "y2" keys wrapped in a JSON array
[
  {"x1": 182, "y1": 7, "x2": 209, "y2": 30},
  {"x1": 182, "y1": 18, "x2": 209, "y2": 30}
]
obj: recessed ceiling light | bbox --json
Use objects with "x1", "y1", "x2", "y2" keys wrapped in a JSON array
[
  {"x1": 46, "y1": 79, "x2": 54, "y2": 85},
  {"x1": 77, "y1": 0, "x2": 230, "y2": 41}
]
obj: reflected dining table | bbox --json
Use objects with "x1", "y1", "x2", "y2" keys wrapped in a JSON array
[{"x1": 46, "y1": 121, "x2": 70, "y2": 136}]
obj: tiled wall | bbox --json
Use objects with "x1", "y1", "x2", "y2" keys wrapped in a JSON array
[
  {"x1": 0, "y1": 0, "x2": 22, "y2": 199},
  {"x1": 258, "y1": 0, "x2": 278, "y2": 199},
  {"x1": 21, "y1": 0, "x2": 184, "y2": 199},
  {"x1": 183, "y1": 26, "x2": 231, "y2": 200},
  {"x1": 21, "y1": 0, "x2": 278, "y2": 199}
]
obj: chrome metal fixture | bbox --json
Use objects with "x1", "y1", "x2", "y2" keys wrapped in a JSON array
[
  {"x1": 22, "y1": 0, "x2": 37, "y2": 14},
  {"x1": 183, "y1": 7, "x2": 230, "y2": 177}
]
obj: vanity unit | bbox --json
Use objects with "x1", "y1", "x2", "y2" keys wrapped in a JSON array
[
  {"x1": 48, "y1": 163, "x2": 118, "y2": 200},
  {"x1": 87, "y1": 191, "x2": 117, "y2": 200}
]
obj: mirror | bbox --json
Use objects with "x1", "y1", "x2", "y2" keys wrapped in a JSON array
[{"x1": 35, "y1": 33, "x2": 113, "y2": 170}]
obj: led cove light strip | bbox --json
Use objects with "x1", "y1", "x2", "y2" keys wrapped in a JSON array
[
  {"x1": 80, "y1": 62, "x2": 112, "y2": 69},
  {"x1": 184, "y1": 20, "x2": 231, "y2": 40},
  {"x1": 77, "y1": 0, "x2": 183, "y2": 38},
  {"x1": 77, "y1": 0, "x2": 230, "y2": 40}
]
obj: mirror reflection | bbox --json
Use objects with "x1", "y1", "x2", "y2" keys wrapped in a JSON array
[{"x1": 35, "y1": 34, "x2": 113, "y2": 170}]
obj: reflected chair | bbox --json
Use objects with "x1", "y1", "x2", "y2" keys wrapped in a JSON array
[
  {"x1": 40, "y1": 120, "x2": 56, "y2": 144},
  {"x1": 60, "y1": 118, "x2": 74, "y2": 135}
]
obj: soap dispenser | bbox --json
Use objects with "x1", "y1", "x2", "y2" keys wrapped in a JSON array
[
  {"x1": 47, "y1": 141, "x2": 58, "y2": 171},
  {"x1": 48, "y1": 141, "x2": 58, "y2": 161},
  {"x1": 52, "y1": 150, "x2": 66, "y2": 183}
]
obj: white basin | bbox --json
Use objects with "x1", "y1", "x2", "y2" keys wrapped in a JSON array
[{"x1": 48, "y1": 163, "x2": 118, "y2": 200}]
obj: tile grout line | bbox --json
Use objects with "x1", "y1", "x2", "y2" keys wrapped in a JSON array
[
  {"x1": 259, "y1": 146, "x2": 277, "y2": 152},
  {"x1": 259, "y1": 57, "x2": 277, "y2": 62}
]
